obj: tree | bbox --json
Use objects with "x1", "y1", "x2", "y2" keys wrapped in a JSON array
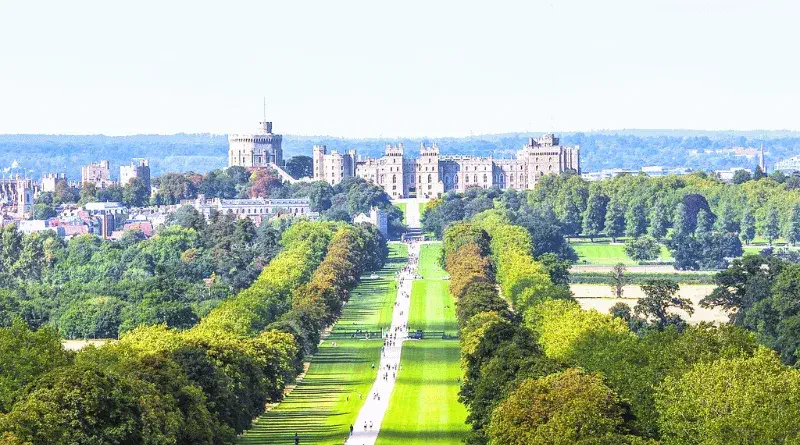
[
  {"x1": 648, "y1": 202, "x2": 669, "y2": 240},
  {"x1": 609, "y1": 263, "x2": 627, "y2": 298},
  {"x1": 732, "y1": 169, "x2": 752, "y2": 184},
  {"x1": 248, "y1": 168, "x2": 282, "y2": 198},
  {"x1": 717, "y1": 204, "x2": 740, "y2": 234},
  {"x1": 636, "y1": 278, "x2": 692, "y2": 329},
  {"x1": 604, "y1": 198, "x2": 625, "y2": 242},
  {"x1": 0, "y1": 319, "x2": 70, "y2": 412},
  {"x1": 741, "y1": 208, "x2": 756, "y2": 245},
  {"x1": 625, "y1": 199, "x2": 648, "y2": 238},
  {"x1": 284, "y1": 155, "x2": 313, "y2": 179},
  {"x1": 487, "y1": 368, "x2": 640, "y2": 445},
  {"x1": 655, "y1": 349, "x2": 800, "y2": 445},
  {"x1": 764, "y1": 208, "x2": 780, "y2": 246},
  {"x1": 787, "y1": 204, "x2": 800, "y2": 246},
  {"x1": 694, "y1": 209, "x2": 712, "y2": 237},
  {"x1": 53, "y1": 180, "x2": 77, "y2": 204},
  {"x1": 122, "y1": 177, "x2": 149, "y2": 207},
  {"x1": 98, "y1": 183, "x2": 124, "y2": 202},
  {"x1": 0, "y1": 364, "x2": 169, "y2": 444},
  {"x1": 167, "y1": 205, "x2": 207, "y2": 232},
  {"x1": 79, "y1": 182, "x2": 98, "y2": 204},
  {"x1": 754, "y1": 164, "x2": 766, "y2": 180},
  {"x1": 31, "y1": 203, "x2": 56, "y2": 220},
  {"x1": 624, "y1": 235, "x2": 660, "y2": 262},
  {"x1": 582, "y1": 191, "x2": 607, "y2": 242},
  {"x1": 673, "y1": 202, "x2": 690, "y2": 236},
  {"x1": 608, "y1": 302, "x2": 632, "y2": 322}
]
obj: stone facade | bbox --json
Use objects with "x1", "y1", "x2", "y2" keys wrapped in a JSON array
[
  {"x1": 228, "y1": 121, "x2": 283, "y2": 168},
  {"x1": 120, "y1": 159, "x2": 151, "y2": 190},
  {"x1": 312, "y1": 134, "x2": 580, "y2": 199},
  {"x1": 312, "y1": 145, "x2": 356, "y2": 185},
  {"x1": 81, "y1": 160, "x2": 113, "y2": 188}
]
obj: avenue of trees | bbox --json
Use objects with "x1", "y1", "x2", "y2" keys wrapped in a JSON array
[
  {"x1": 443, "y1": 213, "x2": 800, "y2": 444},
  {"x1": 0, "y1": 220, "x2": 387, "y2": 443},
  {"x1": 424, "y1": 170, "x2": 800, "y2": 270}
]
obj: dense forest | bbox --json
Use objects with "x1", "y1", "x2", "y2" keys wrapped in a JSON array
[{"x1": 3, "y1": 130, "x2": 800, "y2": 180}]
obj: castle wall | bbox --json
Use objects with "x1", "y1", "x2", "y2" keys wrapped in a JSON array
[{"x1": 312, "y1": 134, "x2": 580, "y2": 199}]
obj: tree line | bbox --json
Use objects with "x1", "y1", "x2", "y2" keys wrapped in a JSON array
[
  {"x1": 443, "y1": 211, "x2": 800, "y2": 444},
  {"x1": 0, "y1": 220, "x2": 387, "y2": 444},
  {"x1": 424, "y1": 170, "x2": 800, "y2": 270}
]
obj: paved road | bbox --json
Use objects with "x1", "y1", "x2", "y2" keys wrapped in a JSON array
[{"x1": 345, "y1": 242, "x2": 419, "y2": 445}]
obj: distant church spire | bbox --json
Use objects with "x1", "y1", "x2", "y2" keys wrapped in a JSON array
[{"x1": 759, "y1": 144, "x2": 766, "y2": 173}]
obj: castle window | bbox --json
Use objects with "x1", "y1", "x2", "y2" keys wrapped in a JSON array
[
  {"x1": 393, "y1": 175, "x2": 397, "y2": 184},
  {"x1": 483, "y1": 174, "x2": 487, "y2": 182},
  {"x1": 428, "y1": 174, "x2": 432, "y2": 183},
  {"x1": 454, "y1": 175, "x2": 458, "y2": 184},
  {"x1": 473, "y1": 174, "x2": 478, "y2": 183}
]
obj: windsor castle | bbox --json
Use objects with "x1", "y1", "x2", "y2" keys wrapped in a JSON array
[{"x1": 228, "y1": 120, "x2": 581, "y2": 199}]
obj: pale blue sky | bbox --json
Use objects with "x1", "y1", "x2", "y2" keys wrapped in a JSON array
[{"x1": 0, "y1": 0, "x2": 796, "y2": 136}]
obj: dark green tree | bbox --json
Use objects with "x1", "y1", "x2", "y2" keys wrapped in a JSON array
[
  {"x1": 604, "y1": 198, "x2": 625, "y2": 243},
  {"x1": 624, "y1": 199, "x2": 648, "y2": 238},
  {"x1": 741, "y1": 208, "x2": 756, "y2": 245},
  {"x1": 582, "y1": 190, "x2": 607, "y2": 242}
]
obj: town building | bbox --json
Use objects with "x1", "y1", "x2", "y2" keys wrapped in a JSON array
[
  {"x1": 41, "y1": 173, "x2": 66, "y2": 193},
  {"x1": 313, "y1": 134, "x2": 580, "y2": 199},
  {"x1": 81, "y1": 160, "x2": 113, "y2": 188},
  {"x1": 354, "y1": 207, "x2": 388, "y2": 236},
  {"x1": 775, "y1": 154, "x2": 800, "y2": 174},
  {"x1": 120, "y1": 159, "x2": 151, "y2": 190},
  {"x1": 185, "y1": 196, "x2": 315, "y2": 224}
]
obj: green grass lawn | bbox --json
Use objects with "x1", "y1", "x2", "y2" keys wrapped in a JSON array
[
  {"x1": 376, "y1": 341, "x2": 467, "y2": 445},
  {"x1": 377, "y1": 242, "x2": 468, "y2": 445},
  {"x1": 419, "y1": 202, "x2": 427, "y2": 219},
  {"x1": 572, "y1": 241, "x2": 672, "y2": 266},
  {"x1": 238, "y1": 244, "x2": 408, "y2": 445},
  {"x1": 396, "y1": 203, "x2": 407, "y2": 225}
]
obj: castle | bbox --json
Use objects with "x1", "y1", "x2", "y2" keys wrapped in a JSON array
[
  {"x1": 312, "y1": 134, "x2": 580, "y2": 199},
  {"x1": 228, "y1": 121, "x2": 283, "y2": 168}
]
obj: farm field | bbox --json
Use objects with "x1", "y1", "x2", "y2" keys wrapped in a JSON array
[
  {"x1": 238, "y1": 244, "x2": 408, "y2": 445},
  {"x1": 571, "y1": 284, "x2": 729, "y2": 324},
  {"x1": 377, "y1": 242, "x2": 467, "y2": 445}
]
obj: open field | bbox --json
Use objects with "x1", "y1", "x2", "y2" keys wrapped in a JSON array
[
  {"x1": 572, "y1": 284, "x2": 729, "y2": 324},
  {"x1": 238, "y1": 244, "x2": 408, "y2": 445},
  {"x1": 378, "y1": 242, "x2": 467, "y2": 445},
  {"x1": 572, "y1": 241, "x2": 672, "y2": 266}
]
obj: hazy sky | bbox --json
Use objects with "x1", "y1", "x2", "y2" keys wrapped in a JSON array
[{"x1": 0, "y1": 0, "x2": 797, "y2": 136}]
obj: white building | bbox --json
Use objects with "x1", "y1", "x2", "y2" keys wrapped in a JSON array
[
  {"x1": 120, "y1": 159, "x2": 151, "y2": 190},
  {"x1": 186, "y1": 196, "x2": 315, "y2": 223},
  {"x1": 354, "y1": 207, "x2": 388, "y2": 236},
  {"x1": 81, "y1": 160, "x2": 113, "y2": 188}
]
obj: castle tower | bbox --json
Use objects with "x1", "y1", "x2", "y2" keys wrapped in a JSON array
[{"x1": 228, "y1": 120, "x2": 283, "y2": 168}]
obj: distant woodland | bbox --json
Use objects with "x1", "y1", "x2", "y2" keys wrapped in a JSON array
[{"x1": 3, "y1": 130, "x2": 800, "y2": 179}]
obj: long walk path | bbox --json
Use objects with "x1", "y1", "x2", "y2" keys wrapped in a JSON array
[{"x1": 346, "y1": 241, "x2": 419, "y2": 445}]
